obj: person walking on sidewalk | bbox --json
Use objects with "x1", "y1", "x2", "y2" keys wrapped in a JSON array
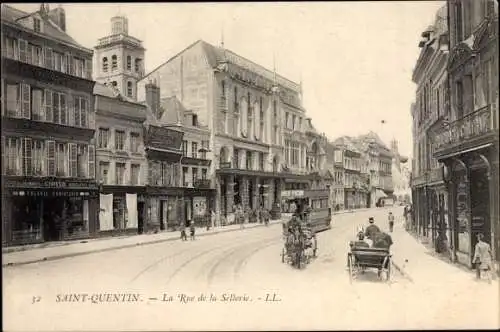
[
  {"x1": 473, "y1": 233, "x2": 493, "y2": 283},
  {"x1": 189, "y1": 220, "x2": 196, "y2": 241},
  {"x1": 179, "y1": 222, "x2": 187, "y2": 241},
  {"x1": 388, "y1": 211, "x2": 395, "y2": 233}
]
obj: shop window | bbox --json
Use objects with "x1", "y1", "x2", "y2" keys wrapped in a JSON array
[
  {"x1": 113, "y1": 198, "x2": 125, "y2": 230},
  {"x1": 11, "y1": 196, "x2": 42, "y2": 243},
  {"x1": 64, "y1": 197, "x2": 89, "y2": 239}
]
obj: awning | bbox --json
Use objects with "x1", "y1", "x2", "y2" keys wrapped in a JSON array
[{"x1": 374, "y1": 189, "x2": 388, "y2": 201}]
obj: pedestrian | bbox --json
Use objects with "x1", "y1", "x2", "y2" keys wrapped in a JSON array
[
  {"x1": 179, "y1": 222, "x2": 187, "y2": 241},
  {"x1": 388, "y1": 211, "x2": 395, "y2": 233},
  {"x1": 473, "y1": 233, "x2": 493, "y2": 283},
  {"x1": 189, "y1": 220, "x2": 196, "y2": 240},
  {"x1": 210, "y1": 210, "x2": 216, "y2": 229}
]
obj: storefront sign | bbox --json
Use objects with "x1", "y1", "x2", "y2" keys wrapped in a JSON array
[
  {"x1": 12, "y1": 190, "x2": 92, "y2": 197},
  {"x1": 281, "y1": 190, "x2": 305, "y2": 198},
  {"x1": 146, "y1": 125, "x2": 183, "y2": 150},
  {"x1": 220, "y1": 162, "x2": 232, "y2": 169},
  {"x1": 5, "y1": 179, "x2": 98, "y2": 190}
]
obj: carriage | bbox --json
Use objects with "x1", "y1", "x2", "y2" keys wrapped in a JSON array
[
  {"x1": 346, "y1": 245, "x2": 392, "y2": 283},
  {"x1": 281, "y1": 222, "x2": 318, "y2": 268}
]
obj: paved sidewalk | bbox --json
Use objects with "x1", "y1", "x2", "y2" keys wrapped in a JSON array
[
  {"x1": 2, "y1": 221, "x2": 281, "y2": 267},
  {"x1": 388, "y1": 216, "x2": 498, "y2": 287}
]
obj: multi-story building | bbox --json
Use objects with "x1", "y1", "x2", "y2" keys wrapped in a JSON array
[
  {"x1": 432, "y1": 0, "x2": 498, "y2": 267},
  {"x1": 325, "y1": 142, "x2": 345, "y2": 210},
  {"x1": 1, "y1": 4, "x2": 97, "y2": 246},
  {"x1": 390, "y1": 139, "x2": 411, "y2": 204},
  {"x1": 137, "y1": 40, "x2": 312, "y2": 223},
  {"x1": 144, "y1": 80, "x2": 214, "y2": 228},
  {"x1": 94, "y1": 83, "x2": 148, "y2": 236},
  {"x1": 411, "y1": 5, "x2": 450, "y2": 246},
  {"x1": 304, "y1": 118, "x2": 333, "y2": 192}
]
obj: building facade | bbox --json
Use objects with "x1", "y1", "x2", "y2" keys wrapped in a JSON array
[
  {"x1": 432, "y1": 0, "x2": 499, "y2": 267},
  {"x1": 411, "y1": 5, "x2": 451, "y2": 249},
  {"x1": 137, "y1": 40, "x2": 315, "y2": 224},
  {"x1": 325, "y1": 142, "x2": 345, "y2": 211},
  {"x1": 94, "y1": 83, "x2": 148, "y2": 236},
  {"x1": 1, "y1": 4, "x2": 97, "y2": 246}
]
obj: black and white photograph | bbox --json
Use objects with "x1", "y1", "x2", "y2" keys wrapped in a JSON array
[{"x1": 1, "y1": 1, "x2": 499, "y2": 330}]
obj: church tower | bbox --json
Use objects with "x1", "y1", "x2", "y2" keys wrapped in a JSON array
[{"x1": 94, "y1": 16, "x2": 145, "y2": 101}]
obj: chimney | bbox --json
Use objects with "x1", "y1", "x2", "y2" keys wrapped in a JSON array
[
  {"x1": 146, "y1": 80, "x2": 161, "y2": 119},
  {"x1": 48, "y1": 6, "x2": 66, "y2": 32}
]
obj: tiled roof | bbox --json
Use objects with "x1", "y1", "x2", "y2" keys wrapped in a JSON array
[
  {"x1": 94, "y1": 83, "x2": 147, "y2": 121},
  {"x1": 1, "y1": 4, "x2": 89, "y2": 51},
  {"x1": 158, "y1": 96, "x2": 188, "y2": 125}
]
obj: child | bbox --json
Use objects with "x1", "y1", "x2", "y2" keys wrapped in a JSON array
[
  {"x1": 189, "y1": 220, "x2": 196, "y2": 241},
  {"x1": 473, "y1": 233, "x2": 493, "y2": 283},
  {"x1": 179, "y1": 222, "x2": 187, "y2": 241}
]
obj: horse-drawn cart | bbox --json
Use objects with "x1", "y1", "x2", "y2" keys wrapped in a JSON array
[
  {"x1": 347, "y1": 247, "x2": 391, "y2": 283},
  {"x1": 281, "y1": 225, "x2": 317, "y2": 269}
]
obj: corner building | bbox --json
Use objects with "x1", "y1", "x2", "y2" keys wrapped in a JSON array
[
  {"x1": 137, "y1": 40, "x2": 312, "y2": 223},
  {"x1": 1, "y1": 4, "x2": 97, "y2": 245}
]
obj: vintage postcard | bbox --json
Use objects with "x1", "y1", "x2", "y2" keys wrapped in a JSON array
[{"x1": 2, "y1": 1, "x2": 499, "y2": 331}]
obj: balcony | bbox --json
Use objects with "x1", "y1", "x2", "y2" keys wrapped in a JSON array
[
  {"x1": 433, "y1": 105, "x2": 498, "y2": 158},
  {"x1": 193, "y1": 179, "x2": 211, "y2": 189},
  {"x1": 97, "y1": 34, "x2": 143, "y2": 49}
]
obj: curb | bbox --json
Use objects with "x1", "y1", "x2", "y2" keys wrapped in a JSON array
[{"x1": 2, "y1": 222, "x2": 280, "y2": 268}]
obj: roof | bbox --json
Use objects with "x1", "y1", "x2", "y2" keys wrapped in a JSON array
[
  {"x1": 357, "y1": 131, "x2": 389, "y2": 150},
  {"x1": 158, "y1": 96, "x2": 188, "y2": 124},
  {"x1": 94, "y1": 82, "x2": 119, "y2": 98},
  {"x1": 94, "y1": 83, "x2": 146, "y2": 121},
  {"x1": 332, "y1": 136, "x2": 361, "y2": 154},
  {"x1": 142, "y1": 39, "x2": 300, "y2": 92},
  {"x1": 1, "y1": 4, "x2": 89, "y2": 52}
]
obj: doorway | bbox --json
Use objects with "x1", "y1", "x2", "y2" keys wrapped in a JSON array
[
  {"x1": 470, "y1": 167, "x2": 491, "y2": 251},
  {"x1": 137, "y1": 201, "x2": 145, "y2": 234}
]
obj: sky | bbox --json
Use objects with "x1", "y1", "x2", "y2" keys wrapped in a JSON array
[{"x1": 8, "y1": 1, "x2": 445, "y2": 159}]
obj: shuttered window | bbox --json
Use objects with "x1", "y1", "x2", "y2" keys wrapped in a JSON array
[
  {"x1": 6, "y1": 83, "x2": 20, "y2": 118},
  {"x1": 66, "y1": 53, "x2": 74, "y2": 76},
  {"x1": 44, "y1": 47, "x2": 54, "y2": 69},
  {"x1": 18, "y1": 39, "x2": 28, "y2": 63},
  {"x1": 26, "y1": 43, "x2": 33, "y2": 64},
  {"x1": 31, "y1": 88, "x2": 44, "y2": 121},
  {"x1": 32, "y1": 140, "x2": 45, "y2": 176},
  {"x1": 44, "y1": 89, "x2": 53, "y2": 122},
  {"x1": 1, "y1": 136, "x2": 4, "y2": 175},
  {"x1": 69, "y1": 143, "x2": 78, "y2": 178},
  {"x1": 88, "y1": 145, "x2": 95, "y2": 179},
  {"x1": 21, "y1": 83, "x2": 31, "y2": 119},
  {"x1": 46, "y1": 140, "x2": 56, "y2": 176},
  {"x1": 23, "y1": 137, "x2": 32, "y2": 176}
]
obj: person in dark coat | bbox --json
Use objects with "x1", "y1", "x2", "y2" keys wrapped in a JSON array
[
  {"x1": 364, "y1": 217, "x2": 381, "y2": 240},
  {"x1": 372, "y1": 231, "x2": 393, "y2": 249}
]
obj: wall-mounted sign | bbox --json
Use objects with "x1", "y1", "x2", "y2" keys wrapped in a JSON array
[
  {"x1": 281, "y1": 190, "x2": 305, "y2": 198},
  {"x1": 5, "y1": 179, "x2": 98, "y2": 190},
  {"x1": 220, "y1": 162, "x2": 232, "y2": 169},
  {"x1": 146, "y1": 125, "x2": 184, "y2": 150}
]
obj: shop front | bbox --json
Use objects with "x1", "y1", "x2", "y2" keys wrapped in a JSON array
[
  {"x1": 98, "y1": 186, "x2": 146, "y2": 236},
  {"x1": 183, "y1": 186, "x2": 216, "y2": 228},
  {"x1": 146, "y1": 187, "x2": 184, "y2": 232},
  {"x1": 2, "y1": 178, "x2": 99, "y2": 246}
]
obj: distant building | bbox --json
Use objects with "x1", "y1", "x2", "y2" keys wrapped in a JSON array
[{"x1": 1, "y1": 4, "x2": 97, "y2": 246}]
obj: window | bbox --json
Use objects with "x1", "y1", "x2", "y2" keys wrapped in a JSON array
[
  {"x1": 18, "y1": 39, "x2": 28, "y2": 63},
  {"x1": 5, "y1": 37, "x2": 18, "y2": 59},
  {"x1": 98, "y1": 128, "x2": 110, "y2": 148},
  {"x1": 32, "y1": 45, "x2": 44, "y2": 67},
  {"x1": 183, "y1": 167, "x2": 189, "y2": 186},
  {"x1": 192, "y1": 142, "x2": 198, "y2": 158},
  {"x1": 259, "y1": 152, "x2": 265, "y2": 171},
  {"x1": 33, "y1": 18, "x2": 41, "y2": 32},
  {"x1": 112, "y1": 81, "x2": 117, "y2": 88},
  {"x1": 285, "y1": 112, "x2": 289, "y2": 129},
  {"x1": 76, "y1": 145, "x2": 87, "y2": 178},
  {"x1": 200, "y1": 140, "x2": 208, "y2": 159},
  {"x1": 102, "y1": 57, "x2": 108, "y2": 72},
  {"x1": 292, "y1": 114, "x2": 296, "y2": 130},
  {"x1": 127, "y1": 81, "x2": 133, "y2": 97},
  {"x1": 56, "y1": 143, "x2": 67, "y2": 177},
  {"x1": 234, "y1": 86, "x2": 238, "y2": 110},
  {"x1": 44, "y1": 47, "x2": 54, "y2": 70},
  {"x1": 74, "y1": 57, "x2": 85, "y2": 78},
  {"x1": 130, "y1": 133, "x2": 140, "y2": 153},
  {"x1": 31, "y1": 140, "x2": 44, "y2": 176},
  {"x1": 182, "y1": 140, "x2": 188, "y2": 156},
  {"x1": 53, "y1": 51, "x2": 64, "y2": 71},
  {"x1": 246, "y1": 151, "x2": 252, "y2": 170},
  {"x1": 115, "y1": 130, "x2": 125, "y2": 151},
  {"x1": 233, "y1": 149, "x2": 239, "y2": 168},
  {"x1": 455, "y1": 1, "x2": 463, "y2": 43},
  {"x1": 30, "y1": 87, "x2": 44, "y2": 121},
  {"x1": 99, "y1": 162, "x2": 110, "y2": 184},
  {"x1": 127, "y1": 55, "x2": 132, "y2": 71},
  {"x1": 221, "y1": 80, "x2": 226, "y2": 98},
  {"x1": 4, "y1": 137, "x2": 19, "y2": 175},
  {"x1": 6, "y1": 83, "x2": 19, "y2": 118},
  {"x1": 115, "y1": 163, "x2": 126, "y2": 185},
  {"x1": 73, "y1": 96, "x2": 88, "y2": 127},
  {"x1": 52, "y1": 92, "x2": 67, "y2": 125},
  {"x1": 192, "y1": 114, "x2": 198, "y2": 127},
  {"x1": 131, "y1": 164, "x2": 140, "y2": 185},
  {"x1": 111, "y1": 55, "x2": 117, "y2": 70},
  {"x1": 192, "y1": 167, "x2": 198, "y2": 184},
  {"x1": 134, "y1": 58, "x2": 141, "y2": 73},
  {"x1": 202, "y1": 168, "x2": 207, "y2": 180}
]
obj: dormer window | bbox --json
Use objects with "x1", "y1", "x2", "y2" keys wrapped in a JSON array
[{"x1": 33, "y1": 18, "x2": 41, "y2": 32}]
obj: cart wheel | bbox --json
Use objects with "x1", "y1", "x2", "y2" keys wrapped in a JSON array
[
  {"x1": 348, "y1": 254, "x2": 354, "y2": 283},
  {"x1": 386, "y1": 259, "x2": 392, "y2": 282},
  {"x1": 281, "y1": 248, "x2": 285, "y2": 263}
]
